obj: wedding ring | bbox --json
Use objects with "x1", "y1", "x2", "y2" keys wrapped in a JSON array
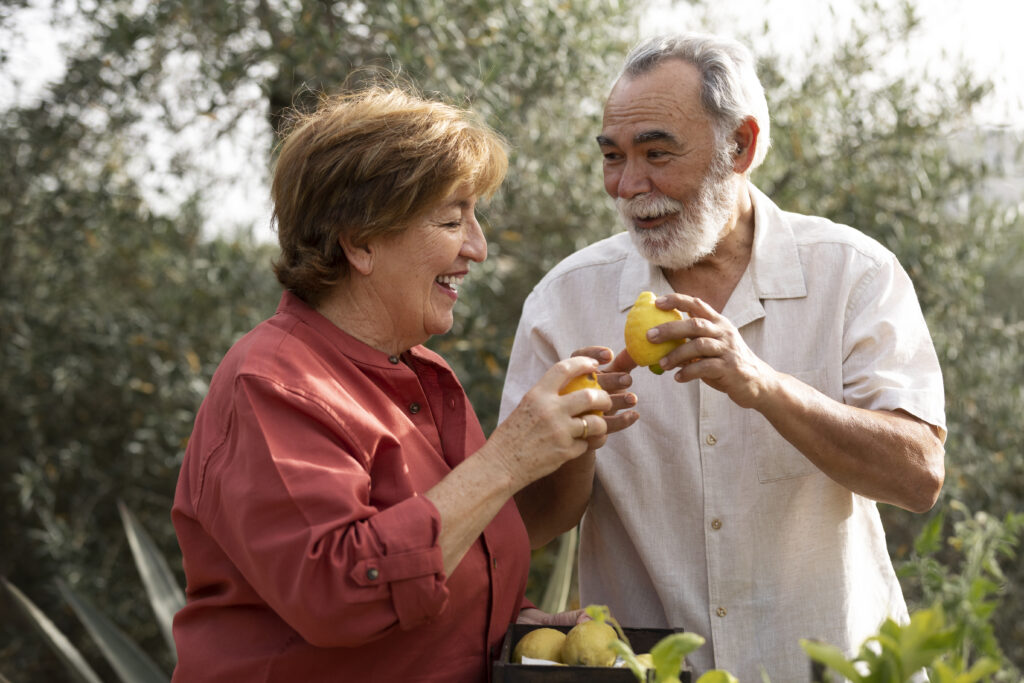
[{"x1": 579, "y1": 416, "x2": 589, "y2": 440}]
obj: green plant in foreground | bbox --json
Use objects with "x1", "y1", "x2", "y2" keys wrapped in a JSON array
[
  {"x1": 3, "y1": 502, "x2": 182, "y2": 682},
  {"x1": 801, "y1": 607, "x2": 1000, "y2": 683},
  {"x1": 897, "y1": 501, "x2": 1024, "y2": 677},
  {"x1": 585, "y1": 604, "x2": 736, "y2": 683}
]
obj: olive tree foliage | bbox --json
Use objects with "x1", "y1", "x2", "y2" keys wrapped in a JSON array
[
  {"x1": 0, "y1": 0, "x2": 636, "y2": 679},
  {"x1": 747, "y1": 1, "x2": 1024, "y2": 668}
]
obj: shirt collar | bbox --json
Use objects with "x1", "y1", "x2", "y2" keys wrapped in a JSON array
[
  {"x1": 275, "y1": 291, "x2": 442, "y2": 369},
  {"x1": 616, "y1": 182, "x2": 806, "y2": 314}
]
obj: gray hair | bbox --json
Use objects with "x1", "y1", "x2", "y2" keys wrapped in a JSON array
[{"x1": 619, "y1": 33, "x2": 771, "y2": 171}]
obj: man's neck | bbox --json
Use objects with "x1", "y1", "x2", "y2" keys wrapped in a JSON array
[{"x1": 664, "y1": 184, "x2": 755, "y2": 313}]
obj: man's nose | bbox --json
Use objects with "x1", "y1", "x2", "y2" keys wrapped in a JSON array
[{"x1": 614, "y1": 159, "x2": 652, "y2": 199}]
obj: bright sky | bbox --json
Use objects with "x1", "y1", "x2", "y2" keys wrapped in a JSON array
[
  {"x1": 643, "y1": 0, "x2": 1024, "y2": 128},
  {"x1": 2, "y1": 0, "x2": 1021, "y2": 243}
]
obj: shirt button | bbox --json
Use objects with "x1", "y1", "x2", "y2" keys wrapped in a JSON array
[
  {"x1": 716, "y1": 607, "x2": 727, "y2": 618},
  {"x1": 366, "y1": 568, "x2": 379, "y2": 581},
  {"x1": 409, "y1": 403, "x2": 420, "y2": 414},
  {"x1": 388, "y1": 355, "x2": 400, "y2": 364},
  {"x1": 711, "y1": 519, "x2": 722, "y2": 530},
  {"x1": 705, "y1": 433, "x2": 717, "y2": 446},
  {"x1": 492, "y1": 557, "x2": 498, "y2": 568}
]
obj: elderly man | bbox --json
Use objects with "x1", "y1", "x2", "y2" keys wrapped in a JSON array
[{"x1": 500, "y1": 32, "x2": 946, "y2": 681}]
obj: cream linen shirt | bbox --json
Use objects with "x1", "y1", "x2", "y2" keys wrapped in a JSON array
[{"x1": 499, "y1": 184, "x2": 946, "y2": 682}]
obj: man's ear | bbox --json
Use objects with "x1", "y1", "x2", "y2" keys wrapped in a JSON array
[
  {"x1": 339, "y1": 233, "x2": 374, "y2": 276},
  {"x1": 731, "y1": 117, "x2": 760, "y2": 174}
]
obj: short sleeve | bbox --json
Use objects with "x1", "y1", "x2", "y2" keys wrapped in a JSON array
[{"x1": 841, "y1": 253, "x2": 946, "y2": 437}]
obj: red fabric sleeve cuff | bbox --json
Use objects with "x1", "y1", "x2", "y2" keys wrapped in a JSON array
[{"x1": 357, "y1": 494, "x2": 449, "y2": 628}]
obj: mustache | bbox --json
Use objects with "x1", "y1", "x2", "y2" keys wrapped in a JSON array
[{"x1": 615, "y1": 193, "x2": 684, "y2": 220}]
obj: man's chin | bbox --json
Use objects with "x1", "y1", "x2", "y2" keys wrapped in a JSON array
[{"x1": 629, "y1": 229, "x2": 715, "y2": 270}]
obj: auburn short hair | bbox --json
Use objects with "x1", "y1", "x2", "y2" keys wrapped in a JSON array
[{"x1": 270, "y1": 82, "x2": 508, "y2": 305}]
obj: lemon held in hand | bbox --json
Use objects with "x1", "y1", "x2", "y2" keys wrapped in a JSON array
[
  {"x1": 559, "y1": 372, "x2": 603, "y2": 416},
  {"x1": 513, "y1": 627, "x2": 566, "y2": 664},
  {"x1": 624, "y1": 291, "x2": 688, "y2": 375}
]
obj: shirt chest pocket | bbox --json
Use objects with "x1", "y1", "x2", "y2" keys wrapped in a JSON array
[{"x1": 749, "y1": 368, "x2": 829, "y2": 483}]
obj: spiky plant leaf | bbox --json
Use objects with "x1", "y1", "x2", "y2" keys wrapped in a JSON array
[
  {"x1": 117, "y1": 500, "x2": 185, "y2": 656},
  {"x1": 1, "y1": 576, "x2": 105, "y2": 683},
  {"x1": 539, "y1": 526, "x2": 576, "y2": 614},
  {"x1": 57, "y1": 579, "x2": 169, "y2": 683}
]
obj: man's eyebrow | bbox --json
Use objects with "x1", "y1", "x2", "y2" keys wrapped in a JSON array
[
  {"x1": 634, "y1": 130, "x2": 678, "y2": 145},
  {"x1": 595, "y1": 130, "x2": 680, "y2": 147}
]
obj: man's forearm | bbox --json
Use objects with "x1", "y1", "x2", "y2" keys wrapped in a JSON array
[
  {"x1": 514, "y1": 449, "x2": 596, "y2": 549},
  {"x1": 757, "y1": 371, "x2": 945, "y2": 512}
]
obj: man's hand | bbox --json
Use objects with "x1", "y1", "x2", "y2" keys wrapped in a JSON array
[
  {"x1": 571, "y1": 346, "x2": 639, "y2": 437},
  {"x1": 645, "y1": 294, "x2": 778, "y2": 409}
]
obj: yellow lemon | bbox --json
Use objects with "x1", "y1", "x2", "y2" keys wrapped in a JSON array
[
  {"x1": 559, "y1": 372, "x2": 603, "y2": 416},
  {"x1": 561, "y1": 620, "x2": 618, "y2": 667},
  {"x1": 624, "y1": 291, "x2": 688, "y2": 375},
  {"x1": 513, "y1": 627, "x2": 567, "y2": 664}
]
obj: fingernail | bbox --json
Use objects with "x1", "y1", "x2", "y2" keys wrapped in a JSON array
[
  {"x1": 656, "y1": 296, "x2": 667, "y2": 305},
  {"x1": 647, "y1": 328, "x2": 659, "y2": 341}
]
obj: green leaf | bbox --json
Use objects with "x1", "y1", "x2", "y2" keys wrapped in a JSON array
[
  {"x1": 1, "y1": 576, "x2": 105, "y2": 683},
  {"x1": 58, "y1": 579, "x2": 170, "y2": 683},
  {"x1": 914, "y1": 510, "x2": 946, "y2": 556},
  {"x1": 651, "y1": 632, "x2": 705, "y2": 680},
  {"x1": 118, "y1": 499, "x2": 185, "y2": 657},
  {"x1": 800, "y1": 639, "x2": 864, "y2": 683},
  {"x1": 538, "y1": 526, "x2": 576, "y2": 614},
  {"x1": 952, "y1": 656, "x2": 1002, "y2": 683},
  {"x1": 695, "y1": 671, "x2": 739, "y2": 683}
]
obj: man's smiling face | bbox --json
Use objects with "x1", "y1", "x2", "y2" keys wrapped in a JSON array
[{"x1": 598, "y1": 58, "x2": 739, "y2": 270}]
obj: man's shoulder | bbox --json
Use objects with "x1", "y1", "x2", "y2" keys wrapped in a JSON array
[
  {"x1": 781, "y1": 207, "x2": 895, "y2": 265},
  {"x1": 532, "y1": 231, "x2": 633, "y2": 293}
]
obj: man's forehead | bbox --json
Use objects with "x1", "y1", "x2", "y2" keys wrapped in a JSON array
[{"x1": 601, "y1": 62, "x2": 707, "y2": 138}]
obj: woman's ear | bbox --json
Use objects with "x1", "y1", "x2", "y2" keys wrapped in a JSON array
[{"x1": 339, "y1": 234, "x2": 374, "y2": 276}]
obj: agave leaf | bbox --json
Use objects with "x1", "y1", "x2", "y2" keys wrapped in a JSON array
[
  {"x1": 1, "y1": 576, "x2": 105, "y2": 683},
  {"x1": 117, "y1": 500, "x2": 185, "y2": 657},
  {"x1": 538, "y1": 526, "x2": 576, "y2": 614},
  {"x1": 58, "y1": 579, "x2": 170, "y2": 683}
]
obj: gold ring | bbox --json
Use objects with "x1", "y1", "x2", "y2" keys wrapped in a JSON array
[{"x1": 579, "y1": 417, "x2": 589, "y2": 440}]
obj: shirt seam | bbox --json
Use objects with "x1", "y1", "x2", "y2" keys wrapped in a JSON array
[{"x1": 193, "y1": 372, "x2": 360, "y2": 513}]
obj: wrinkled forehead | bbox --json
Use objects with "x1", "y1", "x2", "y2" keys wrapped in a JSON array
[{"x1": 603, "y1": 61, "x2": 708, "y2": 130}]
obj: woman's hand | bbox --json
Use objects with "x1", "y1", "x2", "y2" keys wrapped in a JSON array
[
  {"x1": 488, "y1": 356, "x2": 613, "y2": 493},
  {"x1": 517, "y1": 607, "x2": 589, "y2": 626}
]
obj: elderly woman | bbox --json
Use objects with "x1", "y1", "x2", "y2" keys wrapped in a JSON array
[{"x1": 170, "y1": 83, "x2": 635, "y2": 681}]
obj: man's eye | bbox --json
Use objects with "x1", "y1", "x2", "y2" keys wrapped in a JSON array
[{"x1": 603, "y1": 152, "x2": 622, "y2": 162}]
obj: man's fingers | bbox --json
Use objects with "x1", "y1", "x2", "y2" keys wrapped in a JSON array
[
  {"x1": 603, "y1": 410, "x2": 639, "y2": 435},
  {"x1": 571, "y1": 346, "x2": 613, "y2": 365},
  {"x1": 607, "y1": 347, "x2": 638, "y2": 373}
]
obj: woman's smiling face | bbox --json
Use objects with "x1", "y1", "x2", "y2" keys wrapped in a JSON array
[{"x1": 370, "y1": 186, "x2": 488, "y2": 349}]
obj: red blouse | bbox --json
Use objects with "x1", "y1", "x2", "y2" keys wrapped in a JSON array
[{"x1": 171, "y1": 292, "x2": 531, "y2": 682}]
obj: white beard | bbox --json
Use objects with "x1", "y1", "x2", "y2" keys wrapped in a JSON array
[{"x1": 617, "y1": 149, "x2": 738, "y2": 270}]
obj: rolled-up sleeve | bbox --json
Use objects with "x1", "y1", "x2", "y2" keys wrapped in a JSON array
[
  {"x1": 841, "y1": 253, "x2": 946, "y2": 435},
  {"x1": 192, "y1": 374, "x2": 449, "y2": 648}
]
